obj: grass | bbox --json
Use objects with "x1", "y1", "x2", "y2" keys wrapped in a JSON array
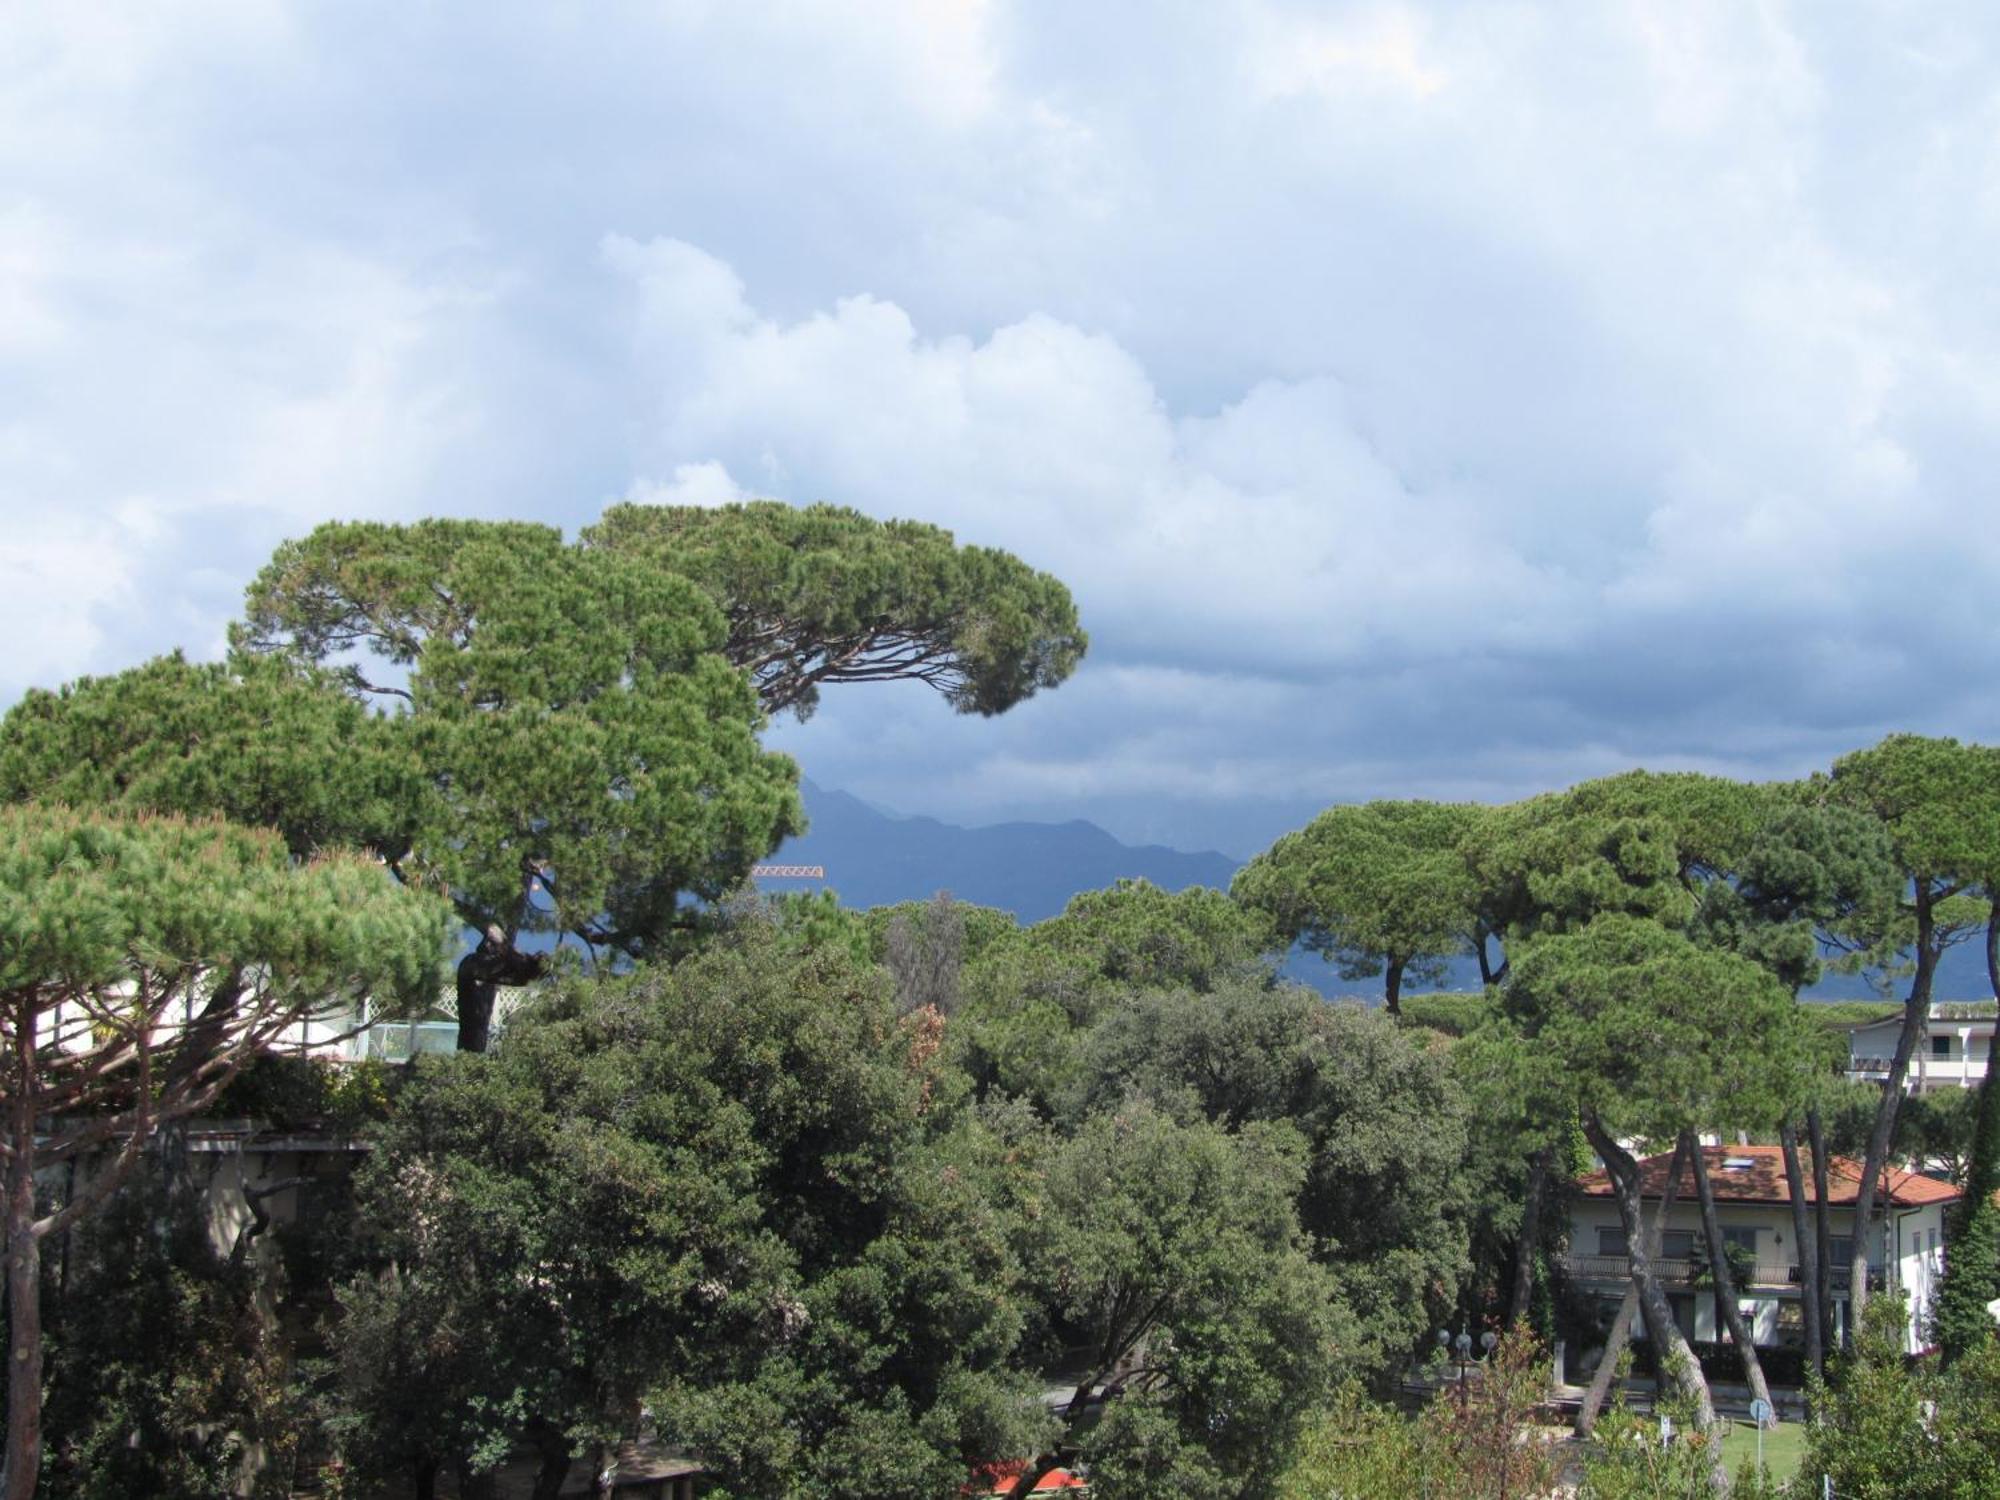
[{"x1": 1720, "y1": 1418, "x2": 1808, "y2": 1484}]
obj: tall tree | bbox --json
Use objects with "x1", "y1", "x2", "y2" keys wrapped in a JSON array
[
  {"x1": 1822, "y1": 735, "x2": 2000, "y2": 1332},
  {"x1": 0, "y1": 804, "x2": 450, "y2": 1500},
  {"x1": 1233, "y1": 801, "x2": 1486, "y2": 1013},
  {"x1": 1004, "y1": 1104, "x2": 1346, "y2": 1500},
  {"x1": 581, "y1": 500, "x2": 1087, "y2": 719},
  {"x1": 336, "y1": 920, "x2": 1046, "y2": 1499},
  {"x1": 1069, "y1": 983, "x2": 1472, "y2": 1372},
  {"x1": 231, "y1": 518, "x2": 805, "y2": 1048},
  {"x1": 1500, "y1": 913, "x2": 1820, "y2": 1485},
  {"x1": 1933, "y1": 907, "x2": 2000, "y2": 1364}
]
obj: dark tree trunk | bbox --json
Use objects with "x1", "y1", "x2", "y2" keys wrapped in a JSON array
[
  {"x1": 456, "y1": 1457, "x2": 499, "y2": 1500},
  {"x1": 1474, "y1": 921, "x2": 1496, "y2": 987},
  {"x1": 4, "y1": 1013, "x2": 42, "y2": 1500},
  {"x1": 455, "y1": 928, "x2": 544, "y2": 1054},
  {"x1": 1686, "y1": 1132, "x2": 1774, "y2": 1422},
  {"x1": 1508, "y1": 1147, "x2": 1553, "y2": 1328},
  {"x1": 1384, "y1": 956, "x2": 1405, "y2": 1017},
  {"x1": 530, "y1": 1426, "x2": 573, "y2": 1500},
  {"x1": 3, "y1": 1164, "x2": 40, "y2": 1500},
  {"x1": 1808, "y1": 1107, "x2": 1835, "y2": 1352},
  {"x1": 1779, "y1": 1120, "x2": 1823, "y2": 1384},
  {"x1": 1581, "y1": 1116, "x2": 1720, "y2": 1467},
  {"x1": 1850, "y1": 888, "x2": 1940, "y2": 1339},
  {"x1": 414, "y1": 1455, "x2": 439, "y2": 1500},
  {"x1": 1575, "y1": 1135, "x2": 1687, "y2": 1437}
]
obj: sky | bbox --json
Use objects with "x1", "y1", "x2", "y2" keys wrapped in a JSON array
[{"x1": 8, "y1": 2, "x2": 2000, "y2": 858}]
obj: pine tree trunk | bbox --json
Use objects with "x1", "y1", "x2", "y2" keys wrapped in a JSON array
[
  {"x1": 1575, "y1": 1294, "x2": 1636, "y2": 1438},
  {"x1": 1384, "y1": 956, "x2": 1405, "y2": 1017},
  {"x1": 454, "y1": 927, "x2": 543, "y2": 1054},
  {"x1": 1778, "y1": 1120, "x2": 1824, "y2": 1384},
  {"x1": 1581, "y1": 1116, "x2": 1720, "y2": 1452},
  {"x1": 1575, "y1": 1135, "x2": 1689, "y2": 1436},
  {"x1": 1687, "y1": 1132, "x2": 1774, "y2": 1422},
  {"x1": 1851, "y1": 891, "x2": 1939, "y2": 1341},
  {"x1": 530, "y1": 1427, "x2": 573, "y2": 1500},
  {"x1": 3, "y1": 1005, "x2": 43, "y2": 1500},
  {"x1": 1508, "y1": 1147, "x2": 1552, "y2": 1328},
  {"x1": 1807, "y1": 1107, "x2": 1835, "y2": 1352}
]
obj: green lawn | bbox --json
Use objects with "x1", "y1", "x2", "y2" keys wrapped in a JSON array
[{"x1": 1721, "y1": 1419, "x2": 1808, "y2": 1484}]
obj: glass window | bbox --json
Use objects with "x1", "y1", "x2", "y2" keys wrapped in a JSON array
[
  {"x1": 1598, "y1": 1227, "x2": 1629, "y2": 1257},
  {"x1": 1723, "y1": 1227, "x2": 1758, "y2": 1253},
  {"x1": 1932, "y1": 1035, "x2": 1952, "y2": 1058},
  {"x1": 1662, "y1": 1229, "x2": 1697, "y2": 1260}
]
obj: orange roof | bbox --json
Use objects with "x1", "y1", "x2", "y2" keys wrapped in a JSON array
[
  {"x1": 1575, "y1": 1144, "x2": 1958, "y2": 1210},
  {"x1": 971, "y1": 1462, "x2": 1087, "y2": 1495}
]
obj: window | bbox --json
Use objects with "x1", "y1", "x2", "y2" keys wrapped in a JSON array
[
  {"x1": 1723, "y1": 1227, "x2": 1758, "y2": 1254},
  {"x1": 1662, "y1": 1229, "x2": 1697, "y2": 1260},
  {"x1": 1598, "y1": 1227, "x2": 1629, "y2": 1257},
  {"x1": 1932, "y1": 1035, "x2": 1952, "y2": 1059},
  {"x1": 1774, "y1": 1300, "x2": 1806, "y2": 1348}
]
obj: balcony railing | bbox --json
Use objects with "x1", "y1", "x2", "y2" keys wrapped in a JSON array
[
  {"x1": 1561, "y1": 1254, "x2": 1883, "y2": 1291},
  {"x1": 363, "y1": 1020, "x2": 461, "y2": 1062}
]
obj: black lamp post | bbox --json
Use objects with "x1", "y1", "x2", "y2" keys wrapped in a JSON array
[{"x1": 1435, "y1": 1324, "x2": 1498, "y2": 1411}]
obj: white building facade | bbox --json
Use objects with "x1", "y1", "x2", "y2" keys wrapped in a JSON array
[
  {"x1": 1845, "y1": 1002, "x2": 1995, "y2": 1093},
  {"x1": 1566, "y1": 1145, "x2": 1958, "y2": 1363}
]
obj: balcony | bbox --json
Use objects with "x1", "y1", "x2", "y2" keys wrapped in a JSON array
[
  {"x1": 1561, "y1": 1254, "x2": 1883, "y2": 1292},
  {"x1": 362, "y1": 1019, "x2": 461, "y2": 1062}
]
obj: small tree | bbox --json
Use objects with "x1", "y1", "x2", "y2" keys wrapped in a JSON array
[
  {"x1": 1277, "y1": 1332, "x2": 1557, "y2": 1500},
  {"x1": 1791, "y1": 1293, "x2": 2000, "y2": 1500},
  {"x1": 883, "y1": 891, "x2": 966, "y2": 1016},
  {"x1": 0, "y1": 804, "x2": 450, "y2": 1500}
]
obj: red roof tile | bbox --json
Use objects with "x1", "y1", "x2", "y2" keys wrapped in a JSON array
[
  {"x1": 1575, "y1": 1144, "x2": 1958, "y2": 1209},
  {"x1": 972, "y1": 1461, "x2": 1088, "y2": 1495}
]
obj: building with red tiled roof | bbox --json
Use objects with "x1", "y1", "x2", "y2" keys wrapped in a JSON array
[
  {"x1": 970, "y1": 1461, "x2": 1087, "y2": 1496},
  {"x1": 1567, "y1": 1144, "x2": 1962, "y2": 1367}
]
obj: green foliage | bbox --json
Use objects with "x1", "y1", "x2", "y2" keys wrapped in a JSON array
[
  {"x1": 0, "y1": 651, "x2": 419, "y2": 862},
  {"x1": 332, "y1": 921, "x2": 1047, "y2": 1494},
  {"x1": 208, "y1": 1055, "x2": 399, "y2": 1135},
  {"x1": 1805, "y1": 1000, "x2": 1905, "y2": 1027},
  {"x1": 1699, "y1": 800, "x2": 1904, "y2": 993},
  {"x1": 1234, "y1": 800, "x2": 1487, "y2": 1003},
  {"x1": 1825, "y1": 736, "x2": 2000, "y2": 889},
  {"x1": 1275, "y1": 1383, "x2": 1423, "y2": 1499},
  {"x1": 1031, "y1": 1103, "x2": 1349, "y2": 1496},
  {"x1": 38, "y1": 1184, "x2": 298, "y2": 1499},
  {"x1": 1576, "y1": 1376, "x2": 1728, "y2": 1500},
  {"x1": 0, "y1": 802, "x2": 452, "y2": 1028},
  {"x1": 582, "y1": 499, "x2": 1087, "y2": 719},
  {"x1": 1797, "y1": 1293, "x2": 2000, "y2": 1498},
  {"x1": 1067, "y1": 985, "x2": 1472, "y2": 1369},
  {"x1": 1024, "y1": 879, "x2": 1280, "y2": 995},
  {"x1": 1469, "y1": 772, "x2": 1769, "y2": 943},
  {"x1": 1278, "y1": 1333, "x2": 1558, "y2": 1500},
  {"x1": 233, "y1": 517, "x2": 804, "y2": 956},
  {"x1": 862, "y1": 897, "x2": 1020, "y2": 967},
  {"x1": 1502, "y1": 914, "x2": 1821, "y2": 1140},
  {"x1": 1398, "y1": 991, "x2": 1495, "y2": 1036},
  {"x1": 752, "y1": 887, "x2": 877, "y2": 967},
  {"x1": 1933, "y1": 1051, "x2": 2000, "y2": 1363},
  {"x1": 952, "y1": 881, "x2": 1280, "y2": 1112}
]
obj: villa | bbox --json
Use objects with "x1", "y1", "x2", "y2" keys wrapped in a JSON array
[{"x1": 1565, "y1": 1144, "x2": 1959, "y2": 1362}]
